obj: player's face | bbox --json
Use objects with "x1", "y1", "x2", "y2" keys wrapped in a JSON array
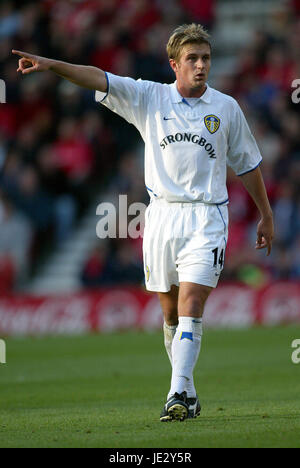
[{"x1": 170, "y1": 43, "x2": 211, "y2": 96}]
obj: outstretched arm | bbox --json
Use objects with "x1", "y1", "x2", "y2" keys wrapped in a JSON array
[
  {"x1": 12, "y1": 50, "x2": 107, "y2": 92},
  {"x1": 239, "y1": 166, "x2": 274, "y2": 256}
]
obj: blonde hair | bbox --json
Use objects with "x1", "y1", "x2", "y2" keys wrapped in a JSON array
[{"x1": 166, "y1": 23, "x2": 211, "y2": 62}]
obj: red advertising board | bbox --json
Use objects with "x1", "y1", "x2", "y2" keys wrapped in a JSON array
[{"x1": 0, "y1": 282, "x2": 299, "y2": 336}]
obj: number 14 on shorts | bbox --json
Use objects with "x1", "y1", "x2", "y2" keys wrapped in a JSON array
[{"x1": 212, "y1": 247, "x2": 224, "y2": 268}]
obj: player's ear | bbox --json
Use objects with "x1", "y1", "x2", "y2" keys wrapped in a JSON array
[{"x1": 169, "y1": 58, "x2": 178, "y2": 74}]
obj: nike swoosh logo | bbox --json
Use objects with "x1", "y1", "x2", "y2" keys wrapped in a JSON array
[
  {"x1": 163, "y1": 117, "x2": 175, "y2": 120},
  {"x1": 188, "y1": 402, "x2": 197, "y2": 411}
]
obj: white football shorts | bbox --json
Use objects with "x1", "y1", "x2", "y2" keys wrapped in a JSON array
[{"x1": 142, "y1": 199, "x2": 228, "y2": 292}]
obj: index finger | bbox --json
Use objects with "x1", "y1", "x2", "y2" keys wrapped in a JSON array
[
  {"x1": 265, "y1": 236, "x2": 272, "y2": 256},
  {"x1": 12, "y1": 50, "x2": 33, "y2": 59},
  {"x1": 266, "y1": 241, "x2": 272, "y2": 256}
]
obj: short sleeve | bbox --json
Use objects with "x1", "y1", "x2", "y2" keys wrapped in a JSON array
[
  {"x1": 95, "y1": 72, "x2": 152, "y2": 137},
  {"x1": 227, "y1": 100, "x2": 262, "y2": 176}
]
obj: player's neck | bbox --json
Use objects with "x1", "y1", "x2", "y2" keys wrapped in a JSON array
[{"x1": 176, "y1": 83, "x2": 207, "y2": 99}]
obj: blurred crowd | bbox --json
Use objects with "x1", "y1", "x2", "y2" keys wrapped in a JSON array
[
  {"x1": 216, "y1": 15, "x2": 300, "y2": 287},
  {"x1": 0, "y1": 0, "x2": 299, "y2": 293}
]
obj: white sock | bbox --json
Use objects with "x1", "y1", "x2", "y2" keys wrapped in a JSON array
[
  {"x1": 186, "y1": 375, "x2": 197, "y2": 398},
  {"x1": 168, "y1": 317, "x2": 202, "y2": 398},
  {"x1": 163, "y1": 320, "x2": 198, "y2": 398},
  {"x1": 163, "y1": 322, "x2": 177, "y2": 365}
]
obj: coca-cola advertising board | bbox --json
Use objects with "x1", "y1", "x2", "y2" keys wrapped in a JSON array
[{"x1": 0, "y1": 282, "x2": 299, "y2": 336}]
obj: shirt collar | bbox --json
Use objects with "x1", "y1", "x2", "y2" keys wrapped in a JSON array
[{"x1": 170, "y1": 81, "x2": 212, "y2": 104}]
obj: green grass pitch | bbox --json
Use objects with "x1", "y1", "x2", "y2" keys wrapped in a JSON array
[{"x1": 1, "y1": 326, "x2": 300, "y2": 448}]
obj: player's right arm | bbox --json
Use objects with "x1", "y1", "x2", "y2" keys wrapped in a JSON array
[{"x1": 12, "y1": 50, "x2": 107, "y2": 92}]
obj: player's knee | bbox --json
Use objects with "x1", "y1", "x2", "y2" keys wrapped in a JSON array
[
  {"x1": 178, "y1": 287, "x2": 212, "y2": 317},
  {"x1": 178, "y1": 296, "x2": 204, "y2": 316},
  {"x1": 158, "y1": 287, "x2": 179, "y2": 325},
  {"x1": 163, "y1": 307, "x2": 178, "y2": 326}
]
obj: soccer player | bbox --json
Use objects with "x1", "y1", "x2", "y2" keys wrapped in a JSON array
[{"x1": 13, "y1": 23, "x2": 274, "y2": 422}]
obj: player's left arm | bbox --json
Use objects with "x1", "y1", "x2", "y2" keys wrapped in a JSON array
[{"x1": 239, "y1": 166, "x2": 274, "y2": 256}]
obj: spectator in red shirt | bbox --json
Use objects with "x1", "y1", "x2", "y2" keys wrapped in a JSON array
[{"x1": 52, "y1": 117, "x2": 94, "y2": 182}]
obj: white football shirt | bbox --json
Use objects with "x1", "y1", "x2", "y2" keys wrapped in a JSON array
[{"x1": 95, "y1": 73, "x2": 262, "y2": 204}]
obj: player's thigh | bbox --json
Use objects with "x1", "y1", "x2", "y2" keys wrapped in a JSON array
[
  {"x1": 143, "y1": 201, "x2": 179, "y2": 292},
  {"x1": 176, "y1": 204, "x2": 228, "y2": 287}
]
